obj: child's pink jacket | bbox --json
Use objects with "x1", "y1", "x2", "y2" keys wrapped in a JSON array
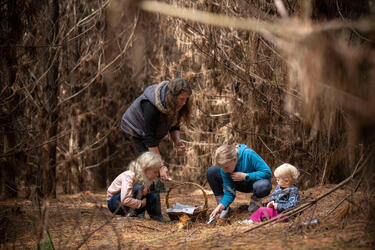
[{"x1": 107, "y1": 170, "x2": 142, "y2": 208}]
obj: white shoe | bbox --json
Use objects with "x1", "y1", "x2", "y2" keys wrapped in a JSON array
[{"x1": 238, "y1": 219, "x2": 254, "y2": 225}]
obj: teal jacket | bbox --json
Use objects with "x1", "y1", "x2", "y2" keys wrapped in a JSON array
[{"x1": 220, "y1": 144, "x2": 272, "y2": 208}]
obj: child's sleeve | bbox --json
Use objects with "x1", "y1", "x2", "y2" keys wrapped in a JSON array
[
  {"x1": 276, "y1": 187, "x2": 300, "y2": 212},
  {"x1": 121, "y1": 172, "x2": 142, "y2": 209},
  {"x1": 268, "y1": 185, "x2": 280, "y2": 202}
]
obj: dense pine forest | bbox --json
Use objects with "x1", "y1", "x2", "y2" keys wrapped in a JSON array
[{"x1": 1, "y1": 0, "x2": 374, "y2": 248}]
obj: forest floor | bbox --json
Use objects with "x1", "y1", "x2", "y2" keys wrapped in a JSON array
[{"x1": 0, "y1": 183, "x2": 373, "y2": 249}]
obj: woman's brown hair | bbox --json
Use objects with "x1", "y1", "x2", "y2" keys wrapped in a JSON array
[{"x1": 165, "y1": 78, "x2": 192, "y2": 125}]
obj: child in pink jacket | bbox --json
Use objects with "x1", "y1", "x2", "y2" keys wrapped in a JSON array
[{"x1": 107, "y1": 151, "x2": 164, "y2": 221}]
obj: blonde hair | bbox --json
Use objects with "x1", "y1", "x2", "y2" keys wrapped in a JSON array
[
  {"x1": 274, "y1": 163, "x2": 300, "y2": 184},
  {"x1": 214, "y1": 144, "x2": 238, "y2": 165},
  {"x1": 129, "y1": 152, "x2": 162, "y2": 184}
]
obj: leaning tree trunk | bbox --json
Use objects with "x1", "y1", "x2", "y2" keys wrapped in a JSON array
[{"x1": 37, "y1": 1, "x2": 60, "y2": 248}]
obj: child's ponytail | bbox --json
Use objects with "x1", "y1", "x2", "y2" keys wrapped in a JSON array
[{"x1": 129, "y1": 160, "x2": 142, "y2": 182}]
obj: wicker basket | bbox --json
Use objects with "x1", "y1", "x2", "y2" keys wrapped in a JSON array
[{"x1": 165, "y1": 182, "x2": 208, "y2": 221}]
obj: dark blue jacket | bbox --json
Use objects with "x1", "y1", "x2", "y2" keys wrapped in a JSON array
[{"x1": 269, "y1": 185, "x2": 300, "y2": 212}]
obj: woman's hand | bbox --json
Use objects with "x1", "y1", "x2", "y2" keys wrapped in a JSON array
[
  {"x1": 170, "y1": 131, "x2": 186, "y2": 154},
  {"x1": 141, "y1": 198, "x2": 147, "y2": 207},
  {"x1": 175, "y1": 140, "x2": 186, "y2": 152},
  {"x1": 210, "y1": 203, "x2": 225, "y2": 218},
  {"x1": 231, "y1": 172, "x2": 246, "y2": 181},
  {"x1": 159, "y1": 165, "x2": 171, "y2": 181}
]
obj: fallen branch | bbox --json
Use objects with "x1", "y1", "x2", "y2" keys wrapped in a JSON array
[
  {"x1": 75, "y1": 221, "x2": 110, "y2": 250},
  {"x1": 184, "y1": 228, "x2": 200, "y2": 242},
  {"x1": 74, "y1": 202, "x2": 127, "y2": 250},
  {"x1": 132, "y1": 222, "x2": 163, "y2": 232},
  {"x1": 324, "y1": 170, "x2": 365, "y2": 218}
]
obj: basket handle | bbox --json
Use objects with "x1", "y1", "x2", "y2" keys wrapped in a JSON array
[{"x1": 165, "y1": 182, "x2": 208, "y2": 210}]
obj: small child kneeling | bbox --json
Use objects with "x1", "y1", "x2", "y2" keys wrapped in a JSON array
[
  {"x1": 107, "y1": 151, "x2": 164, "y2": 221},
  {"x1": 248, "y1": 163, "x2": 300, "y2": 223}
]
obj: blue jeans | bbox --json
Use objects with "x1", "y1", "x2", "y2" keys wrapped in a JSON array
[
  {"x1": 107, "y1": 184, "x2": 163, "y2": 220},
  {"x1": 206, "y1": 166, "x2": 272, "y2": 199}
]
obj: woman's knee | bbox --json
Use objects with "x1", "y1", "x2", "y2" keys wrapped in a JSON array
[
  {"x1": 206, "y1": 166, "x2": 221, "y2": 180},
  {"x1": 253, "y1": 179, "x2": 272, "y2": 197}
]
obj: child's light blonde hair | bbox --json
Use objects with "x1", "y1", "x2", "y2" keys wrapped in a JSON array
[
  {"x1": 129, "y1": 151, "x2": 162, "y2": 184},
  {"x1": 274, "y1": 163, "x2": 300, "y2": 184},
  {"x1": 214, "y1": 144, "x2": 238, "y2": 165}
]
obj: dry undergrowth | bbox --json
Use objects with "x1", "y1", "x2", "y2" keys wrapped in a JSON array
[{"x1": 0, "y1": 184, "x2": 373, "y2": 249}]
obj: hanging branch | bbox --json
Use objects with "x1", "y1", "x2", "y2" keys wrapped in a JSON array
[
  {"x1": 58, "y1": 12, "x2": 139, "y2": 106},
  {"x1": 139, "y1": 0, "x2": 375, "y2": 39}
]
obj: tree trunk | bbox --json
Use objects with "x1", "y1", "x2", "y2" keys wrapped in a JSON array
[
  {"x1": 0, "y1": 0, "x2": 22, "y2": 199},
  {"x1": 41, "y1": 0, "x2": 59, "y2": 199}
]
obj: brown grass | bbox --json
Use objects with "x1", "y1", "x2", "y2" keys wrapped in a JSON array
[{"x1": 0, "y1": 184, "x2": 373, "y2": 249}]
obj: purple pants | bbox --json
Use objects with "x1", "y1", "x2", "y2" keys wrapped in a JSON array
[{"x1": 250, "y1": 207, "x2": 288, "y2": 222}]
